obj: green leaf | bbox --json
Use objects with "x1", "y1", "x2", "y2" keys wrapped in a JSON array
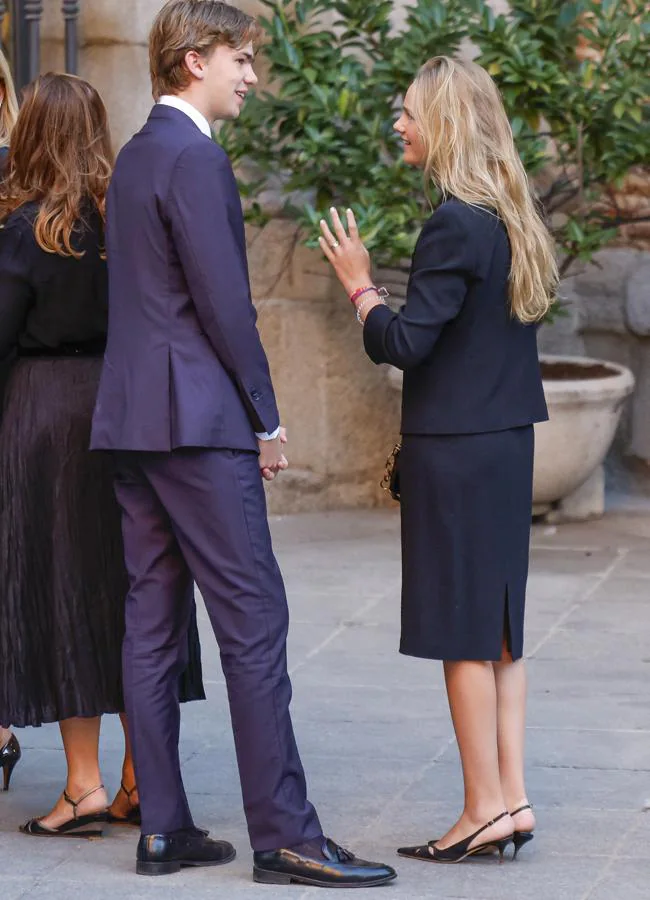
[{"x1": 567, "y1": 220, "x2": 584, "y2": 243}]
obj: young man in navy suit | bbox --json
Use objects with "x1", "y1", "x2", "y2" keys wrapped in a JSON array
[{"x1": 91, "y1": 0, "x2": 395, "y2": 888}]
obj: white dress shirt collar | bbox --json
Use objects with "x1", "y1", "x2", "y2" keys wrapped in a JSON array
[{"x1": 158, "y1": 95, "x2": 212, "y2": 138}]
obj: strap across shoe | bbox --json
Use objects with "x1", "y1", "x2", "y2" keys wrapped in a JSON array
[{"x1": 20, "y1": 784, "x2": 108, "y2": 838}]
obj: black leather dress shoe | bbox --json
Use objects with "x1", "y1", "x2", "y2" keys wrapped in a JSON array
[
  {"x1": 136, "y1": 829, "x2": 236, "y2": 876},
  {"x1": 253, "y1": 837, "x2": 397, "y2": 887}
]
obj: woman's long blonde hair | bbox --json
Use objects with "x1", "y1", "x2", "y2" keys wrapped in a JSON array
[
  {"x1": 0, "y1": 48, "x2": 19, "y2": 147},
  {"x1": 0, "y1": 73, "x2": 113, "y2": 257},
  {"x1": 412, "y1": 56, "x2": 557, "y2": 323}
]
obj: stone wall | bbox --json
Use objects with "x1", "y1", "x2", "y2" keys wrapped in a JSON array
[
  {"x1": 41, "y1": 0, "x2": 195, "y2": 149},
  {"x1": 612, "y1": 168, "x2": 650, "y2": 252},
  {"x1": 246, "y1": 221, "x2": 401, "y2": 513}
]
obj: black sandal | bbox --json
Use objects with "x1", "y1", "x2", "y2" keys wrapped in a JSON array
[
  {"x1": 510, "y1": 803, "x2": 535, "y2": 858},
  {"x1": 107, "y1": 781, "x2": 141, "y2": 826},
  {"x1": 397, "y1": 811, "x2": 513, "y2": 864},
  {"x1": 20, "y1": 784, "x2": 108, "y2": 838}
]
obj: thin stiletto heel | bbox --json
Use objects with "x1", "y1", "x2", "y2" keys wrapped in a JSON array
[{"x1": 1, "y1": 734, "x2": 21, "y2": 791}]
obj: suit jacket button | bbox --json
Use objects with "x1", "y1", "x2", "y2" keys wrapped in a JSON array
[{"x1": 251, "y1": 390, "x2": 261, "y2": 401}]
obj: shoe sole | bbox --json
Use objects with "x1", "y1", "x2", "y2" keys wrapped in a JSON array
[
  {"x1": 253, "y1": 867, "x2": 397, "y2": 887},
  {"x1": 106, "y1": 816, "x2": 140, "y2": 827},
  {"x1": 19, "y1": 827, "x2": 104, "y2": 839},
  {"x1": 137, "y1": 848, "x2": 236, "y2": 876},
  {"x1": 20, "y1": 814, "x2": 108, "y2": 839}
]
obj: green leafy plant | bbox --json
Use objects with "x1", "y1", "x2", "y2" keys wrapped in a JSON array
[
  {"x1": 477, "y1": 0, "x2": 649, "y2": 274},
  {"x1": 220, "y1": 0, "x2": 649, "y2": 277}
]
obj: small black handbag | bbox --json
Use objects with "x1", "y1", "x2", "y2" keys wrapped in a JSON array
[{"x1": 380, "y1": 439, "x2": 402, "y2": 502}]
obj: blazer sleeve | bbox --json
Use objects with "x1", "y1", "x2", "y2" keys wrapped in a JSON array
[
  {"x1": 0, "y1": 224, "x2": 34, "y2": 361},
  {"x1": 363, "y1": 205, "x2": 476, "y2": 370},
  {"x1": 166, "y1": 141, "x2": 280, "y2": 435}
]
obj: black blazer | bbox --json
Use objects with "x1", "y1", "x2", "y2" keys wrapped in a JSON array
[{"x1": 364, "y1": 198, "x2": 548, "y2": 435}]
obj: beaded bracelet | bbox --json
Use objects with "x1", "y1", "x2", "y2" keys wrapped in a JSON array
[
  {"x1": 349, "y1": 285, "x2": 378, "y2": 305},
  {"x1": 355, "y1": 286, "x2": 390, "y2": 324}
]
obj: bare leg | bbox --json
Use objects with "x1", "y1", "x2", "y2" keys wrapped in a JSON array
[
  {"x1": 493, "y1": 643, "x2": 535, "y2": 834},
  {"x1": 108, "y1": 712, "x2": 139, "y2": 818},
  {"x1": 436, "y1": 660, "x2": 513, "y2": 850},
  {"x1": 0, "y1": 726, "x2": 12, "y2": 748},
  {"x1": 38, "y1": 717, "x2": 108, "y2": 829}
]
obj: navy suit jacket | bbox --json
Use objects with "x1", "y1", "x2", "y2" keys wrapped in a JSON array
[
  {"x1": 364, "y1": 198, "x2": 548, "y2": 434},
  {"x1": 91, "y1": 104, "x2": 279, "y2": 452}
]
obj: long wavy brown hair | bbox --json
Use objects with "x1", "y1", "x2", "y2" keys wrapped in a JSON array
[{"x1": 0, "y1": 73, "x2": 113, "y2": 258}]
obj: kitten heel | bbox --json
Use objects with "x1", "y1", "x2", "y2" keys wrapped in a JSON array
[{"x1": 510, "y1": 803, "x2": 535, "y2": 859}]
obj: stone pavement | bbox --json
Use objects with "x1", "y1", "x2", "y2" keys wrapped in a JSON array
[{"x1": 2, "y1": 510, "x2": 650, "y2": 899}]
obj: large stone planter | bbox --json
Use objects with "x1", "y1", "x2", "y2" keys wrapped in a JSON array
[
  {"x1": 386, "y1": 353, "x2": 635, "y2": 521},
  {"x1": 532, "y1": 355, "x2": 634, "y2": 520}
]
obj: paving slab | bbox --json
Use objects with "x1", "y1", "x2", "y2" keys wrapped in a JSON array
[{"x1": 2, "y1": 509, "x2": 650, "y2": 899}]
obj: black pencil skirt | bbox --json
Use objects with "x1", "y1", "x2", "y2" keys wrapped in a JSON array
[{"x1": 399, "y1": 426, "x2": 534, "y2": 662}]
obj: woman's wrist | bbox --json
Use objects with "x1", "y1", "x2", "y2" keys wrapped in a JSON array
[
  {"x1": 349, "y1": 284, "x2": 379, "y2": 305},
  {"x1": 346, "y1": 275, "x2": 374, "y2": 299}
]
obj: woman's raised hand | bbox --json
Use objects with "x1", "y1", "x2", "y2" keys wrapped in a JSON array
[{"x1": 319, "y1": 208, "x2": 372, "y2": 297}]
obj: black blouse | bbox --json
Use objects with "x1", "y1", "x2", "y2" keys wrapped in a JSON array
[{"x1": 0, "y1": 201, "x2": 108, "y2": 361}]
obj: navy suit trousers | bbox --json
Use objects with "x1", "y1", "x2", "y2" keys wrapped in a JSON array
[{"x1": 113, "y1": 448, "x2": 322, "y2": 850}]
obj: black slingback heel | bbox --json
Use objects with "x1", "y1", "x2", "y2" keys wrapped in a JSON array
[{"x1": 397, "y1": 811, "x2": 514, "y2": 864}]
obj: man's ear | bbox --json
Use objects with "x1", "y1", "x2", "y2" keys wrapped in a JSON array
[{"x1": 183, "y1": 49, "x2": 206, "y2": 82}]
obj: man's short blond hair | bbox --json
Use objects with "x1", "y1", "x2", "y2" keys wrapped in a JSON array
[{"x1": 149, "y1": 0, "x2": 262, "y2": 100}]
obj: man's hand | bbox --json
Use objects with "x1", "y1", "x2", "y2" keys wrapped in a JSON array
[{"x1": 259, "y1": 430, "x2": 289, "y2": 481}]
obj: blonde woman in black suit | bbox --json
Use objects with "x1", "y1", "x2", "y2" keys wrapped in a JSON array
[{"x1": 320, "y1": 56, "x2": 557, "y2": 864}]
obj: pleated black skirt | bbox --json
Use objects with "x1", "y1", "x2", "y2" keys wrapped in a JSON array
[
  {"x1": 399, "y1": 426, "x2": 534, "y2": 662},
  {"x1": 0, "y1": 356, "x2": 205, "y2": 728}
]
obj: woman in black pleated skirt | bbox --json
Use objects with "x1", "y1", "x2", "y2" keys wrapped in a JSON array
[
  {"x1": 320, "y1": 56, "x2": 558, "y2": 862},
  {"x1": 0, "y1": 75, "x2": 204, "y2": 836}
]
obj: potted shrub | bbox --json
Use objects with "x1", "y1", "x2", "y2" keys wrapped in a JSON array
[{"x1": 221, "y1": 0, "x2": 649, "y2": 518}]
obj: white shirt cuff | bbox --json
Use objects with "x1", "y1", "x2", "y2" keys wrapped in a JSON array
[{"x1": 255, "y1": 427, "x2": 281, "y2": 441}]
